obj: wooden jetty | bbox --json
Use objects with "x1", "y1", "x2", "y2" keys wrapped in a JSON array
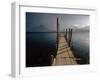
[{"x1": 52, "y1": 17, "x2": 77, "y2": 66}]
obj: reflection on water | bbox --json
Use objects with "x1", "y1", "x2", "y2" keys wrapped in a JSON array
[
  {"x1": 26, "y1": 32, "x2": 57, "y2": 67},
  {"x1": 61, "y1": 32, "x2": 89, "y2": 64},
  {"x1": 26, "y1": 32, "x2": 89, "y2": 67},
  {"x1": 71, "y1": 32, "x2": 89, "y2": 64}
]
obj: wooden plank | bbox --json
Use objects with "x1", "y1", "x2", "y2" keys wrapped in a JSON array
[
  {"x1": 65, "y1": 58, "x2": 72, "y2": 64},
  {"x1": 71, "y1": 59, "x2": 77, "y2": 64},
  {"x1": 68, "y1": 50, "x2": 75, "y2": 58},
  {"x1": 52, "y1": 36, "x2": 77, "y2": 66}
]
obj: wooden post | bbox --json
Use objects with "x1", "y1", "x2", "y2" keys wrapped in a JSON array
[
  {"x1": 68, "y1": 28, "x2": 73, "y2": 47},
  {"x1": 68, "y1": 28, "x2": 70, "y2": 46},
  {"x1": 70, "y1": 29, "x2": 73, "y2": 47},
  {"x1": 66, "y1": 28, "x2": 67, "y2": 41},
  {"x1": 57, "y1": 17, "x2": 60, "y2": 49}
]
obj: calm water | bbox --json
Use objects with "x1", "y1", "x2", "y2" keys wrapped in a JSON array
[
  {"x1": 71, "y1": 32, "x2": 89, "y2": 64},
  {"x1": 61, "y1": 32, "x2": 89, "y2": 64},
  {"x1": 26, "y1": 32, "x2": 89, "y2": 67},
  {"x1": 26, "y1": 32, "x2": 57, "y2": 67}
]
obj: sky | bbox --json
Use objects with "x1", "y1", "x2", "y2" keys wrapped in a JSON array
[{"x1": 26, "y1": 12, "x2": 89, "y2": 32}]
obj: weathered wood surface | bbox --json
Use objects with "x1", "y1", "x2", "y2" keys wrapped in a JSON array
[{"x1": 52, "y1": 36, "x2": 77, "y2": 66}]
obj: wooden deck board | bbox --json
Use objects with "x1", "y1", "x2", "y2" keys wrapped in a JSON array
[{"x1": 52, "y1": 37, "x2": 77, "y2": 66}]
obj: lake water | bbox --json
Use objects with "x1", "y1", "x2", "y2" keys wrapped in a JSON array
[
  {"x1": 61, "y1": 32, "x2": 89, "y2": 64},
  {"x1": 71, "y1": 32, "x2": 89, "y2": 64},
  {"x1": 26, "y1": 32, "x2": 89, "y2": 67},
  {"x1": 26, "y1": 32, "x2": 57, "y2": 67}
]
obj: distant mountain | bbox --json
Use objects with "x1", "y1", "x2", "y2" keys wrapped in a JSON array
[
  {"x1": 26, "y1": 25, "x2": 89, "y2": 33},
  {"x1": 26, "y1": 25, "x2": 55, "y2": 32},
  {"x1": 72, "y1": 25, "x2": 89, "y2": 32},
  {"x1": 82, "y1": 26, "x2": 89, "y2": 30}
]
